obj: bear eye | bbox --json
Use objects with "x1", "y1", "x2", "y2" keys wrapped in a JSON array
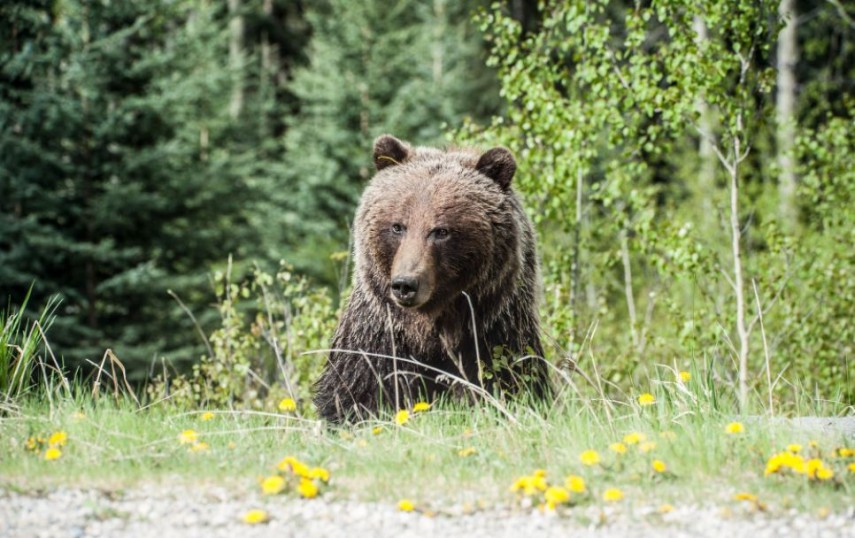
[
  {"x1": 433, "y1": 228, "x2": 449, "y2": 240},
  {"x1": 391, "y1": 223, "x2": 404, "y2": 234}
]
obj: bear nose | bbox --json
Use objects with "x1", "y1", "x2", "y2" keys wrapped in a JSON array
[{"x1": 391, "y1": 276, "x2": 419, "y2": 303}]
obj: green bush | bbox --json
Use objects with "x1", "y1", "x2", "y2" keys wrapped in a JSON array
[
  {"x1": 459, "y1": 2, "x2": 853, "y2": 410},
  {"x1": 147, "y1": 262, "x2": 339, "y2": 414}
]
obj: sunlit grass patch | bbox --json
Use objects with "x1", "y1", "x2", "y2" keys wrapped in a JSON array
[{"x1": 0, "y1": 378, "x2": 851, "y2": 517}]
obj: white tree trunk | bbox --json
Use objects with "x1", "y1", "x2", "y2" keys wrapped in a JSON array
[
  {"x1": 261, "y1": 0, "x2": 274, "y2": 74},
  {"x1": 776, "y1": 0, "x2": 799, "y2": 228},
  {"x1": 693, "y1": 16, "x2": 716, "y2": 200},
  {"x1": 724, "y1": 111, "x2": 751, "y2": 412},
  {"x1": 432, "y1": 0, "x2": 445, "y2": 85},
  {"x1": 713, "y1": 107, "x2": 752, "y2": 411},
  {"x1": 228, "y1": 0, "x2": 244, "y2": 120},
  {"x1": 620, "y1": 227, "x2": 639, "y2": 352}
]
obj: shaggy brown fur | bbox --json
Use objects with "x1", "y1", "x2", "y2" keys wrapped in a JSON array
[{"x1": 313, "y1": 135, "x2": 549, "y2": 423}]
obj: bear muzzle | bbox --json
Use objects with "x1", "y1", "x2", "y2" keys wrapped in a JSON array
[{"x1": 390, "y1": 275, "x2": 421, "y2": 307}]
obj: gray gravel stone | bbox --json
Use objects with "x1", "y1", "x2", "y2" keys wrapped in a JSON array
[{"x1": 1, "y1": 485, "x2": 853, "y2": 538}]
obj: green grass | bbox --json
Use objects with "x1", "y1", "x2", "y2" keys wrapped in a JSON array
[
  {"x1": 1, "y1": 288, "x2": 59, "y2": 407},
  {"x1": 2, "y1": 389, "x2": 852, "y2": 515}
]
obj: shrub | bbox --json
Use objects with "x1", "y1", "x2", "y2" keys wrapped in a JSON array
[{"x1": 147, "y1": 262, "x2": 339, "y2": 414}]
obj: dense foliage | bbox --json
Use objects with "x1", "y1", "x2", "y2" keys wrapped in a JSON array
[
  {"x1": 0, "y1": 1, "x2": 267, "y2": 375},
  {"x1": 461, "y1": 0, "x2": 854, "y2": 406}
]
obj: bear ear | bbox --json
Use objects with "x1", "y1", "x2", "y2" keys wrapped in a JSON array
[
  {"x1": 476, "y1": 147, "x2": 516, "y2": 190},
  {"x1": 373, "y1": 135, "x2": 411, "y2": 171}
]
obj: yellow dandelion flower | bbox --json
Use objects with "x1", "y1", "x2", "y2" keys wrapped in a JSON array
[
  {"x1": 734, "y1": 492, "x2": 758, "y2": 502},
  {"x1": 44, "y1": 447, "x2": 62, "y2": 461},
  {"x1": 808, "y1": 440, "x2": 819, "y2": 449},
  {"x1": 261, "y1": 475, "x2": 286, "y2": 495},
  {"x1": 788, "y1": 454, "x2": 807, "y2": 474},
  {"x1": 242, "y1": 509, "x2": 269, "y2": 524},
  {"x1": 815, "y1": 466, "x2": 834, "y2": 481},
  {"x1": 532, "y1": 469, "x2": 547, "y2": 478},
  {"x1": 805, "y1": 458, "x2": 823, "y2": 478},
  {"x1": 764, "y1": 453, "x2": 785, "y2": 476},
  {"x1": 292, "y1": 462, "x2": 311, "y2": 478},
  {"x1": 48, "y1": 431, "x2": 67, "y2": 447},
  {"x1": 802, "y1": 458, "x2": 833, "y2": 480},
  {"x1": 398, "y1": 499, "x2": 415, "y2": 512},
  {"x1": 412, "y1": 402, "x2": 431, "y2": 413},
  {"x1": 678, "y1": 371, "x2": 691, "y2": 383},
  {"x1": 394, "y1": 410, "x2": 410, "y2": 426},
  {"x1": 786, "y1": 444, "x2": 802, "y2": 453},
  {"x1": 458, "y1": 447, "x2": 477, "y2": 457},
  {"x1": 785, "y1": 454, "x2": 807, "y2": 474},
  {"x1": 372, "y1": 426, "x2": 384, "y2": 435},
  {"x1": 847, "y1": 463, "x2": 855, "y2": 473},
  {"x1": 200, "y1": 412, "x2": 215, "y2": 421},
  {"x1": 189, "y1": 441, "x2": 209, "y2": 452},
  {"x1": 623, "y1": 432, "x2": 645, "y2": 445},
  {"x1": 602, "y1": 488, "x2": 624, "y2": 502},
  {"x1": 725, "y1": 422, "x2": 744, "y2": 434},
  {"x1": 837, "y1": 448, "x2": 855, "y2": 458},
  {"x1": 297, "y1": 478, "x2": 319, "y2": 499},
  {"x1": 565, "y1": 475, "x2": 586, "y2": 494},
  {"x1": 638, "y1": 393, "x2": 656, "y2": 406},
  {"x1": 658, "y1": 504, "x2": 674, "y2": 513},
  {"x1": 510, "y1": 473, "x2": 548, "y2": 495},
  {"x1": 652, "y1": 460, "x2": 667, "y2": 473},
  {"x1": 25, "y1": 437, "x2": 39, "y2": 452},
  {"x1": 609, "y1": 442, "x2": 627, "y2": 455},
  {"x1": 278, "y1": 456, "x2": 310, "y2": 477},
  {"x1": 580, "y1": 449, "x2": 601, "y2": 466},
  {"x1": 530, "y1": 475, "x2": 549, "y2": 493},
  {"x1": 307, "y1": 467, "x2": 330, "y2": 482},
  {"x1": 639, "y1": 442, "x2": 657, "y2": 453},
  {"x1": 764, "y1": 451, "x2": 806, "y2": 476},
  {"x1": 178, "y1": 429, "x2": 198, "y2": 444},
  {"x1": 544, "y1": 486, "x2": 570, "y2": 508},
  {"x1": 278, "y1": 398, "x2": 297, "y2": 412}
]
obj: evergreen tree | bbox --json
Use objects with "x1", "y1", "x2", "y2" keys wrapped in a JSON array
[
  {"x1": 0, "y1": 0, "x2": 263, "y2": 376},
  {"x1": 268, "y1": 0, "x2": 501, "y2": 284}
]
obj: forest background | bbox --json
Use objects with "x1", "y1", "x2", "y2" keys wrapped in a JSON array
[{"x1": 1, "y1": 0, "x2": 852, "y2": 412}]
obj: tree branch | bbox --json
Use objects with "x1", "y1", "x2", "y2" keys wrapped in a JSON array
[{"x1": 827, "y1": 0, "x2": 855, "y2": 29}]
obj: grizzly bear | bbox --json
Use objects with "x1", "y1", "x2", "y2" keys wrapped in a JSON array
[{"x1": 313, "y1": 135, "x2": 549, "y2": 423}]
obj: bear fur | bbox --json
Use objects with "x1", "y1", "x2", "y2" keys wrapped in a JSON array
[{"x1": 313, "y1": 135, "x2": 549, "y2": 423}]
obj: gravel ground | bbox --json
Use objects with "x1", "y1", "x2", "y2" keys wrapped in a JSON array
[{"x1": 2, "y1": 485, "x2": 854, "y2": 538}]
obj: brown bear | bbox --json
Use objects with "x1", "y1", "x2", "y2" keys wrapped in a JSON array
[{"x1": 313, "y1": 135, "x2": 549, "y2": 423}]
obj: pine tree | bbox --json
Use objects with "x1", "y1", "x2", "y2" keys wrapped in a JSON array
[
  {"x1": 267, "y1": 0, "x2": 500, "y2": 284},
  {"x1": 0, "y1": 0, "x2": 263, "y2": 375}
]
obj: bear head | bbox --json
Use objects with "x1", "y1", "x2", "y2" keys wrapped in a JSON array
[{"x1": 354, "y1": 134, "x2": 521, "y2": 316}]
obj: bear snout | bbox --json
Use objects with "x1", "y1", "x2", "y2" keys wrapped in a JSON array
[{"x1": 390, "y1": 275, "x2": 420, "y2": 306}]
